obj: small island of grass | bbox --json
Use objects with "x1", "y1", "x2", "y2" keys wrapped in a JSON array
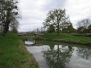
[{"x1": 38, "y1": 33, "x2": 91, "y2": 45}]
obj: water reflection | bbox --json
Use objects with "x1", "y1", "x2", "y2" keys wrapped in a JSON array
[
  {"x1": 42, "y1": 45, "x2": 73, "y2": 68},
  {"x1": 24, "y1": 38, "x2": 35, "y2": 45},
  {"x1": 77, "y1": 47, "x2": 91, "y2": 60},
  {"x1": 25, "y1": 41, "x2": 91, "y2": 68}
]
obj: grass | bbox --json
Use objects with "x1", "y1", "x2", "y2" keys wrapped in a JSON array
[
  {"x1": 40, "y1": 33, "x2": 91, "y2": 45},
  {"x1": 37, "y1": 40, "x2": 91, "y2": 48},
  {"x1": 0, "y1": 33, "x2": 39, "y2": 68}
]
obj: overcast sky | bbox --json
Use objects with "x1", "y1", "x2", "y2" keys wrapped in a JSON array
[{"x1": 18, "y1": 0, "x2": 91, "y2": 32}]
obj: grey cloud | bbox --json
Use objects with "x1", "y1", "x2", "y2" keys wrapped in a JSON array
[
  {"x1": 42, "y1": 0, "x2": 66, "y2": 11},
  {"x1": 18, "y1": 0, "x2": 91, "y2": 32}
]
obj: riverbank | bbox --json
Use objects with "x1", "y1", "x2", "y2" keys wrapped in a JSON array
[
  {"x1": 0, "y1": 33, "x2": 39, "y2": 68},
  {"x1": 38, "y1": 33, "x2": 91, "y2": 45}
]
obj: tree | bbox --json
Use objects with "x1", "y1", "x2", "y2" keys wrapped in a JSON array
[
  {"x1": 87, "y1": 25, "x2": 91, "y2": 33},
  {"x1": 10, "y1": 18, "x2": 19, "y2": 34},
  {"x1": 47, "y1": 24, "x2": 55, "y2": 33},
  {"x1": 77, "y1": 19, "x2": 91, "y2": 33},
  {"x1": 61, "y1": 22, "x2": 75, "y2": 33},
  {"x1": 77, "y1": 26, "x2": 85, "y2": 33},
  {"x1": 11, "y1": 26, "x2": 18, "y2": 34},
  {"x1": 0, "y1": 0, "x2": 4, "y2": 32},
  {"x1": 0, "y1": 0, "x2": 19, "y2": 36},
  {"x1": 43, "y1": 9, "x2": 69, "y2": 35}
]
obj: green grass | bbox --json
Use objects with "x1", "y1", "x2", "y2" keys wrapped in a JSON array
[
  {"x1": 40, "y1": 33, "x2": 91, "y2": 44},
  {"x1": 36, "y1": 40, "x2": 91, "y2": 49},
  {"x1": 0, "y1": 33, "x2": 39, "y2": 68}
]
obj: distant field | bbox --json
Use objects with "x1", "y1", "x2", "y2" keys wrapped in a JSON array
[
  {"x1": 0, "y1": 33, "x2": 38, "y2": 68},
  {"x1": 40, "y1": 33, "x2": 91, "y2": 44}
]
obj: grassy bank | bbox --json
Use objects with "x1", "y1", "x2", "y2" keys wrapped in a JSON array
[
  {"x1": 39, "y1": 33, "x2": 91, "y2": 45},
  {"x1": 0, "y1": 33, "x2": 39, "y2": 68}
]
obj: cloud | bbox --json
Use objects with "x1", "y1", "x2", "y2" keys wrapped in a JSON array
[
  {"x1": 41, "y1": 0, "x2": 66, "y2": 11},
  {"x1": 64, "y1": 0, "x2": 91, "y2": 28},
  {"x1": 18, "y1": 0, "x2": 91, "y2": 32},
  {"x1": 18, "y1": 0, "x2": 66, "y2": 32}
]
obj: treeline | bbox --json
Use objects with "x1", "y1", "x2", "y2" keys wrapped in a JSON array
[
  {"x1": 43, "y1": 9, "x2": 91, "y2": 34},
  {"x1": 77, "y1": 19, "x2": 91, "y2": 33},
  {"x1": 0, "y1": 0, "x2": 19, "y2": 36}
]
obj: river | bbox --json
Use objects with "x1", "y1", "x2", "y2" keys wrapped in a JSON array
[{"x1": 25, "y1": 40, "x2": 91, "y2": 68}]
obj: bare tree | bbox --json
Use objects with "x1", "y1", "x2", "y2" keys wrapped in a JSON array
[{"x1": 77, "y1": 19, "x2": 91, "y2": 33}]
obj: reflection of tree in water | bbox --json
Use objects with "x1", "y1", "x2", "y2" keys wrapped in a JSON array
[
  {"x1": 49, "y1": 44, "x2": 55, "y2": 50},
  {"x1": 77, "y1": 47, "x2": 91, "y2": 59},
  {"x1": 42, "y1": 45, "x2": 73, "y2": 68}
]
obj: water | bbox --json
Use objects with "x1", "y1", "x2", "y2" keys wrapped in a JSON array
[
  {"x1": 25, "y1": 41, "x2": 91, "y2": 68},
  {"x1": 25, "y1": 40, "x2": 35, "y2": 45}
]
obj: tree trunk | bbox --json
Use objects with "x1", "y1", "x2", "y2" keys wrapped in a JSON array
[
  {"x1": 2, "y1": 9, "x2": 10, "y2": 36},
  {"x1": 2, "y1": 21, "x2": 10, "y2": 36},
  {"x1": 58, "y1": 22, "x2": 59, "y2": 35}
]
